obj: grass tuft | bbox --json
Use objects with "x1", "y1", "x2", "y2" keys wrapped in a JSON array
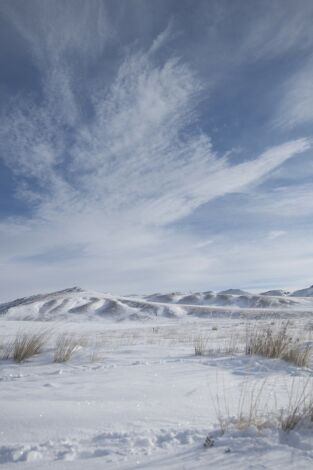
[
  {"x1": 279, "y1": 379, "x2": 313, "y2": 431},
  {"x1": 53, "y1": 333, "x2": 86, "y2": 363},
  {"x1": 212, "y1": 377, "x2": 313, "y2": 437},
  {"x1": 2, "y1": 330, "x2": 48, "y2": 363},
  {"x1": 245, "y1": 322, "x2": 312, "y2": 367},
  {"x1": 194, "y1": 335, "x2": 209, "y2": 356}
]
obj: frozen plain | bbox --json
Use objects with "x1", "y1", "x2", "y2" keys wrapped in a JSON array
[{"x1": 1, "y1": 287, "x2": 313, "y2": 469}]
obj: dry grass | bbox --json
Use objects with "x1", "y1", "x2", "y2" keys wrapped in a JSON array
[
  {"x1": 206, "y1": 333, "x2": 242, "y2": 357},
  {"x1": 245, "y1": 322, "x2": 312, "y2": 367},
  {"x1": 279, "y1": 378, "x2": 313, "y2": 431},
  {"x1": 282, "y1": 344, "x2": 313, "y2": 368},
  {"x1": 0, "y1": 340, "x2": 13, "y2": 360},
  {"x1": 212, "y1": 376, "x2": 313, "y2": 436},
  {"x1": 0, "y1": 330, "x2": 48, "y2": 362},
  {"x1": 214, "y1": 379, "x2": 269, "y2": 433},
  {"x1": 194, "y1": 335, "x2": 209, "y2": 356},
  {"x1": 245, "y1": 322, "x2": 290, "y2": 358},
  {"x1": 223, "y1": 333, "x2": 241, "y2": 355},
  {"x1": 235, "y1": 380, "x2": 269, "y2": 430},
  {"x1": 53, "y1": 333, "x2": 86, "y2": 363},
  {"x1": 14, "y1": 330, "x2": 48, "y2": 362}
]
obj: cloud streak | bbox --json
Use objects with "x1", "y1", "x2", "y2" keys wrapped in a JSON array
[
  {"x1": 275, "y1": 58, "x2": 313, "y2": 129},
  {"x1": 1, "y1": 42, "x2": 310, "y2": 227},
  {"x1": 0, "y1": 0, "x2": 312, "y2": 299}
]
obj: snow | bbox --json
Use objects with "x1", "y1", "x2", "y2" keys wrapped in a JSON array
[
  {"x1": 291, "y1": 285, "x2": 313, "y2": 297},
  {"x1": 2, "y1": 287, "x2": 313, "y2": 323},
  {"x1": 1, "y1": 288, "x2": 313, "y2": 469},
  {"x1": 260, "y1": 290, "x2": 290, "y2": 297},
  {"x1": 218, "y1": 289, "x2": 251, "y2": 296}
]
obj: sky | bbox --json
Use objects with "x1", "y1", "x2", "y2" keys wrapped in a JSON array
[{"x1": 0, "y1": 0, "x2": 313, "y2": 301}]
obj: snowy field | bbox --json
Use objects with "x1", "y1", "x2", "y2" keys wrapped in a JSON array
[{"x1": 1, "y1": 288, "x2": 313, "y2": 469}]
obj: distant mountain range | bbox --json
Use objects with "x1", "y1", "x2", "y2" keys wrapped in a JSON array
[{"x1": 1, "y1": 285, "x2": 313, "y2": 322}]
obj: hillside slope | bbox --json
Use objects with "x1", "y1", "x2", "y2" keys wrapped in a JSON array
[{"x1": 1, "y1": 286, "x2": 313, "y2": 322}]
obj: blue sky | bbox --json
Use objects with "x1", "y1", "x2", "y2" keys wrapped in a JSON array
[{"x1": 0, "y1": 0, "x2": 313, "y2": 300}]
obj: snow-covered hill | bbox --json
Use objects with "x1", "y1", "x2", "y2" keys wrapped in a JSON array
[
  {"x1": 260, "y1": 289, "x2": 290, "y2": 296},
  {"x1": 1, "y1": 286, "x2": 313, "y2": 322},
  {"x1": 144, "y1": 291, "x2": 298, "y2": 309},
  {"x1": 291, "y1": 285, "x2": 313, "y2": 297},
  {"x1": 1, "y1": 286, "x2": 313, "y2": 470}
]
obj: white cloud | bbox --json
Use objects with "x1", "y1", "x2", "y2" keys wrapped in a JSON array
[
  {"x1": 190, "y1": 0, "x2": 313, "y2": 75},
  {"x1": 275, "y1": 58, "x2": 313, "y2": 129},
  {"x1": 1, "y1": 43, "x2": 309, "y2": 227},
  {"x1": 1, "y1": 0, "x2": 112, "y2": 66},
  {"x1": 267, "y1": 230, "x2": 287, "y2": 240},
  {"x1": 0, "y1": 2, "x2": 312, "y2": 300},
  {"x1": 247, "y1": 185, "x2": 313, "y2": 217},
  {"x1": 237, "y1": 0, "x2": 313, "y2": 62},
  {"x1": 149, "y1": 20, "x2": 174, "y2": 54}
]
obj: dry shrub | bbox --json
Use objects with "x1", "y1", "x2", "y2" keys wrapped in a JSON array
[
  {"x1": 54, "y1": 333, "x2": 86, "y2": 363},
  {"x1": 245, "y1": 322, "x2": 312, "y2": 367},
  {"x1": 194, "y1": 335, "x2": 209, "y2": 356}
]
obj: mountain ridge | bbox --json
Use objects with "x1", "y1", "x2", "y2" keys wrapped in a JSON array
[{"x1": 1, "y1": 285, "x2": 313, "y2": 322}]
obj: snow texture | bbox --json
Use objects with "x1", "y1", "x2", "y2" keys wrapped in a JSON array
[{"x1": 1, "y1": 286, "x2": 313, "y2": 469}]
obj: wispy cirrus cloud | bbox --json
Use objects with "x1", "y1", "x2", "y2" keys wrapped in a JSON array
[
  {"x1": 235, "y1": 0, "x2": 313, "y2": 62},
  {"x1": 1, "y1": 0, "x2": 112, "y2": 66},
  {"x1": 0, "y1": 0, "x2": 312, "y2": 300},
  {"x1": 274, "y1": 58, "x2": 313, "y2": 129},
  {"x1": 247, "y1": 185, "x2": 313, "y2": 217},
  {"x1": 1, "y1": 42, "x2": 310, "y2": 226}
]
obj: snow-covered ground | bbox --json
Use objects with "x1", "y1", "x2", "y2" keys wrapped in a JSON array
[{"x1": 1, "y1": 288, "x2": 313, "y2": 469}]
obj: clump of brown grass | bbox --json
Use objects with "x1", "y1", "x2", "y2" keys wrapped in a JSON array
[
  {"x1": 53, "y1": 333, "x2": 86, "y2": 363},
  {"x1": 194, "y1": 335, "x2": 209, "y2": 356},
  {"x1": 214, "y1": 379, "x2": 269, "y2": 433},
  {"x1": 212, "y1": 375, "x2": 313, "y2": 440},
  {"x1": 2, "y1": 330, "x2": 48, "y2": 362},
  {"x1": 279, "y1": 378, "x2": 313, "y2": 431},
  {"x1": 282, "y1": 344, "x2": 313, "y2": 368},
  {"x1": 246, "y1": 322, "x2": 290, "y2": 358},
  {"x1": 245, "y1": 322, "x2": 312, "y2": 367}
]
